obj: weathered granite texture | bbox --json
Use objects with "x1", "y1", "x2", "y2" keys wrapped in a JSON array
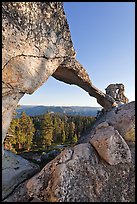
[
  {"x1": 2, "y1": 150, "x2": 40, "y2": 200},
  {"x1": 3, "y1": 102, "x2": 135, "y2": 202},
  {"x1": 79, "y1": 101, "x2": 135, "y2": 144},
  {"x1": 2, "y1": 2, "x2": 74, "y2": 146},
  {"x1": 90, "y1": 122, "x2": 131, "y2": 165},
  {"x1": 2, "y1": 2, "x2": 116, "y2": 147},
  {"x1": 105, "y1": 83, "x2": 129, "y2": 104}
]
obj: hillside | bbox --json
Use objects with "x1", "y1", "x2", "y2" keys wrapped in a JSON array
[{"x1": 16, "y1": 105, "x2": 102, "y2": 117}]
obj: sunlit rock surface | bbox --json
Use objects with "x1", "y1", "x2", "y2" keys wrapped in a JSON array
[{"x1": 3, "y1": 102, "x2": 135, "y2": 202}]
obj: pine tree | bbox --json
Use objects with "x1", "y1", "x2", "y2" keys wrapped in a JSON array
[
  {"x1": 64, "y1": 121, "x2": 69, "y2": 141},
  {"x1": 24, "y1": 119, "x2": 35, "y2": 151},
  {"x1": 17, "y1": 112, "x2": 35, "y2": 151},
  {"x1": 53, "y1": 116, "x2": 62, "y2": 143},
  {"x1": 61, "y1": 130, "x2": 66, "y2": 144},
  {"x1": 72, "y1": 133, "x2": 78, "y2": 144},
  {"x1": 68, "y1": 121, "x2": 75, "y2": 141},
  {"x1": 32, "y1": 116, "x2": 41, "y2": 148},
  {"x1": 53, "y1": 117, "x2": 58, "y2": 143},
  {"x1": 4, "y1": 112, "x2": 35, "y2": 152},
  {"x1": 40, "y1": 113, "x2": 53, "y2": 148}
]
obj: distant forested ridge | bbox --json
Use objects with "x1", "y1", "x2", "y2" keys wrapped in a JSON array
[{"x1": 16, "y1": 105, "x2": 101, "y2": 117}]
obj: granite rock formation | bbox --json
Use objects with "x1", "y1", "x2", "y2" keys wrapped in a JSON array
[
  {"x1": 90, "y1": 122, "x2": 131, "y2": 165},
  {"x1": 79, "y1": 101, "x2": 135, "y2": 144},
  {"x1": 3, "y1": 102, "x2": 135, "y2": 202},
  {"x1": 2, "y1": 2, "x2": 116, "y2": 148},
  {"x1": 2, "y1": 150, "x2": 40, "y2": 200},
  {"x1": 105, "y1": 83, "x2": 129, "y2": 104},
  {"x1": 2, "y1": 2, "x2": 135, "y2": 202}
]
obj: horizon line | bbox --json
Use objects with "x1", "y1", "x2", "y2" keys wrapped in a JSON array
[{"x1": 18, "y1": 104, "x2": 102, "y2": 108}]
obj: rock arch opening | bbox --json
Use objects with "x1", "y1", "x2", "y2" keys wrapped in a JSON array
[{"x1": 2, "y1": 2, "x2": 116, "y2": 151}]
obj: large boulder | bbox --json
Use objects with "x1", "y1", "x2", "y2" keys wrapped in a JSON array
[
  {"x1": 3, "y1": 102, "x2": 135, "y2": 202},
  {"x1": 2, "y1": 150, "x2": 40, "y2": 200},
  {"x1": 90, "y1": 122, "x2": 131, "y2": 165}
]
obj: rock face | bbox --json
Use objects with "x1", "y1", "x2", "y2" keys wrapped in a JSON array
[
  {"x1": 105, "y1": 83, "x2": 129, "y2": 104},
  {"x1": 2, "y1": 2, "x2": 116, "y2": 146},
  {"x1": 79, "y1": 101, "x2": 135, "y2": 144},
  {"x1": 2, "y1": 150, "x2": 40, "y2": 200},
  {"x1": 90, "y1": 122, "x2": 131, "y2": 165},
  {"x1": 3, "y1": 102, "x2": 135, "y2": 202},
  {"x1": 2, "y1": 2, "x2": 74, "y2": 146}
]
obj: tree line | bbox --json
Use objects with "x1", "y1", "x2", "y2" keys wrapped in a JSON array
[{"x1": 4, "y1": 112, "x2": 95, "y2": 153}]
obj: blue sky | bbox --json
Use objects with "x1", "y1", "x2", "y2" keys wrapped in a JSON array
[{"x1": 19, "y1": 2, "x2": 135, "y2": 107}]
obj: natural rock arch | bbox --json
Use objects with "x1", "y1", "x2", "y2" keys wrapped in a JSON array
[{"x1": 2, "y1": 2, "x2": 116, "y2": 149}]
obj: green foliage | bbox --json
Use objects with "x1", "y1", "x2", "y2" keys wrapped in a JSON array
[
  {"x1": 52, "y1": 116, "x2": 61, "y2": 143},
  {"x1": 61, "y1": 130, "x2": 66, "y2": 143},
  {"x1": 4, "y1": 112, "x2": 35, "y2": 152},
  {"x1": 72, "y1": 133, "x2": 78, "y2": 144},
  {"x1": 39, "y1": 113, "x2": 53, "y2": 148},
  {"x1": 18, "y1": 112, "x2": 35, "y2": 150},
  {"x1": 68, "y1": 121, "x2": 75, "y2": 140},
  {"x1": 4, "y1": 112, "x2": 95, "y2": 153}
]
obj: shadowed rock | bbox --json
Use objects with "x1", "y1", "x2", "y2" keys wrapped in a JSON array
[{"x1": 2, "y1": 150, "x2": 40, "y2": 200}]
